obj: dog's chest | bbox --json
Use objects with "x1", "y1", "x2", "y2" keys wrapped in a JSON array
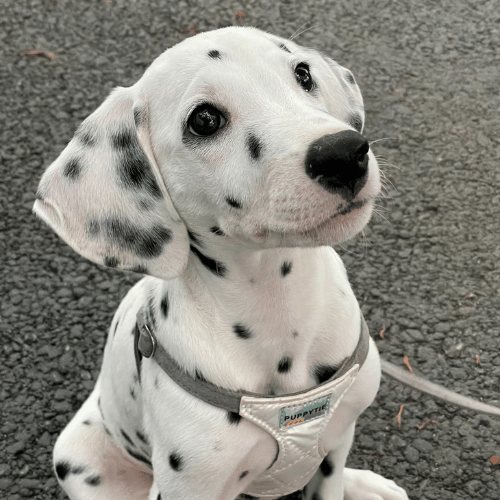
[{"x1": 147, "y1": 248, "x2": 358, "y2": 396}]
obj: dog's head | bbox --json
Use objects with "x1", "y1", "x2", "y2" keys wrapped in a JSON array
[{"x1": 34, "y1": 27, "x2": 380, "y2": 280}]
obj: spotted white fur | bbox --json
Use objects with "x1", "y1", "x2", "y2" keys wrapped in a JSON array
[{"x1": 34, "y1": 27, "x2": 408, "y2": 500}]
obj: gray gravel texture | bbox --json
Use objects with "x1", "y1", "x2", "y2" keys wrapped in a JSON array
[{"x1": 1, "y1": 0, "x2": 500, "y2": 499}]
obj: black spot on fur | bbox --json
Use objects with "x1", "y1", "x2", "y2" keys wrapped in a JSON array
[
  {"x1": 169, "y1": 452, "x2": 183, "y2": 471},
  {"x1": 63, "y1": 158, "x2": 82, "y2": 180},
  {"x1": 233, "y1": 324, "x2": 252, "y2": 339},
  {"x1": 225, "y1": 196, "x2": 242, "y2": 209},
  {"x1": 77, "y1": 130, "x2": 97, "y2": 147},
  {"x1": 82, "y1": 420, "x2": 92, "y2": 426},
  {"x1": 227, "y1": 411, "x2": 242, "y2": 424},
  {"x1": 84, "y1": 475, "x2": 101, "y2": 486},
  {"x1": 208, "y1": 49, "x2": 221, "y2": 59},
  {"x1": 157, "y1": 494, "x2": 162, "y2": 500},
  {"x1": 195, "y1": 370, "x2": 207, "y2": 382},
  {"x1": 104, "y1": 255, "x2": 119, "y2": 268},
  {"x1": 55, "y1": 461, "x2": 70, "y2": 481},
  {"x1": 104, "y1": 217, "x2": 172, "y2": 258},
  {"x1": 292, "y1": 331, "x2": 299, "y2": 338},
  {"x1": 278, "y1": 43, "x2": 291, "y2": 53},
  {"x1": 154, "y1": 375, "x2": 160, "y2": 389},
  {"x1": 112, "y1": 129, "x2": 134, "y2": 149},
  {"x1": 126, "y1": 446, "x2": 152, "y2": 468},
  {"x1": 86, "y1": 218, "x2": 100, "y2": 236},
  {"x1": 138, "y1": 198, "x2": 154, "y2": 211},
  {"x1": 111, "y1": 129, "x2": 163, "y2": 198},
  {"x1": 349, "y1": 113, "x2": 363, "y2": 132},
  {"x1": 55, "y1": 461, "x2": 87, "y2": 480},
  {"x1": 239, "y1": 470, "x2": 249, "y2": 480},
  {"x1": 188, "y1": 230, "x2": 203, "y2": 247},
  {"x1": 160, "y1": 294, "x2": 169, "y2": 318},
  {"x1": 121, "y1": 429, "x2": 134, "y2": 446},
  {"x1": 129, "y1": 386, "x2": 136, "y2": 400},
  {"x1": 191, "y1": 245, "x2": 227, "y2": 277},
  {"x1": 320, "y1": 456, "x2": 334, "y2": 477},
  {"x1": 314, "y1": 365, "x2": 337, "y2": 384},
  {"x1": 133, "y1": 106, "x2": 147, "y2": 127},
  {"x1": 136, "y1": 431, "x2": 149, "y2": 445},
  {"x1": 345, "y1": 71, "x2": 356, "y2": 85},
  {"x1": 280, "y1": 261, "x2": 292, "y2": 276},
  {"x1": 247, "y1": 134, "x2": 262, "y2": 160},
  {"x1": 210, "y1": 226, "x2": 225, "y2": 236},
  {"x1": 278, "y1": 356, "x2": 292, "y2": 373}
]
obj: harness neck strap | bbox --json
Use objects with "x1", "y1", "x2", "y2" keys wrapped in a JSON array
[{"x1": 134, "y1": 308, "x2": 370, "y2": 414}]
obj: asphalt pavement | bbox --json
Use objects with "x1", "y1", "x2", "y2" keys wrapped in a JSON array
[{"x1": 1, "y1": 0, "x2": 499, "y2": 499}]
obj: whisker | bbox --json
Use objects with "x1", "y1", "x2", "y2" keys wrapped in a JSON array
[
  {"x1": 289, "y1": 23, "x2": 318, "y2": 41},
  {"x1": 369, "y1": 137, "x2": 396, "y2": 146},
  {"x1": 372, "y1": 207, "x2": 392, "y2": 226},
  {"x1": 377, "y1": 162, "x2": 401, "y2": 172},
  {"x1": 336, "y1": 241, "x2": 368, "y2": 257},
  {"x1": 289, "y1": 21, "x2": 310, "y2": 41}
]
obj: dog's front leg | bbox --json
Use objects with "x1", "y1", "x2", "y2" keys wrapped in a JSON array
[
  {"x1": 303, "y1": 423, "x2": 408, "y2": 500},
  {"x1": 303, "y1": 423, "x2": 356, "y2": 500}
]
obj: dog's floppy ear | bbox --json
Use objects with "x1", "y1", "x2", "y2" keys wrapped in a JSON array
[
  {"x1": 34, "y1": 86, "x2": 189, "y2": 280},
  {"x1": 317, "y1": 54, "x2": 366, "y2": 134}
]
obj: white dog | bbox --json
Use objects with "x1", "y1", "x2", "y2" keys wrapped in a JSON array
[{"x1": 34, "y1": 27, "x2": 409, "y2": 500}]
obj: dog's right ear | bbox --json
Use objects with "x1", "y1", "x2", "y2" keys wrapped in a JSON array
[
  {"x1": 317, "y1": 54, "x2": 366, "y2": 134},
  {"x1": 34, "y1": 86, "x2": 189, "y2": 280}
]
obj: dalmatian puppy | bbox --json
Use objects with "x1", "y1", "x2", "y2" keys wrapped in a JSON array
[{"x1": 34, "y1": 27, "x2": 409, "y2": 500}]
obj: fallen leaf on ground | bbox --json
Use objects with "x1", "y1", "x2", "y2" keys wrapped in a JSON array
[
  {"x1": 379, "y1": 324, "x2": 386, "y2": 339},
  {"x1": 403, "y1": 354, "x2": 414, "y2": 373},
  {"x1": 397, "y1": 404, "x2": 405, "y2": 427}
]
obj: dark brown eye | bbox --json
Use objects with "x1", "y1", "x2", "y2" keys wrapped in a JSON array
[
  {"x1": 295, "y1": 63, "x2": 313, "y2": 92},
  {"x1": 188, "y1": 104, "x2": 226, "y2": 136}
]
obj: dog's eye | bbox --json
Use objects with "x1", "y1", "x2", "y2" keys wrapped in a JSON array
[
  {"x1": 295, "y1": 63, "x2": 313, "y2": 92},
  {"x1": 188, "y1": 105, "x2": 226, "y2": 136}
]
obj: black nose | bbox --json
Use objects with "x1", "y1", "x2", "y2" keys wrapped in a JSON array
[{"x1": 305, "y1": 131, "x2": 369, "y2": 200}]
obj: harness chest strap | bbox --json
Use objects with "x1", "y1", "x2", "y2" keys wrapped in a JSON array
[{"x1": 134, "y1": 310, "x2": 371, "y2": 497}]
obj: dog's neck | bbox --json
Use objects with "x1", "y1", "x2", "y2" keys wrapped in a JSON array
[
  {"x1": 183, "y1": 231, "x2": 307, "y2": 308},
  {"x1": 152, "y1": 229, "x2": 358, "y2": 394}
]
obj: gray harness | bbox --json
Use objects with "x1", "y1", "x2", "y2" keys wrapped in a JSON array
[{"x1": 134, "y1": 308, "x2": 371, "y2": 496}]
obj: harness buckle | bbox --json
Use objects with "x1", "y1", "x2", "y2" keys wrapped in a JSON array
[{"x1": 137, "y1": 311, "x2": 156, "y2": 358}]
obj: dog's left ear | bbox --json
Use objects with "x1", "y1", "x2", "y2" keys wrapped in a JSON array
[
  {"x1": 34, "y1": 86, "x2": 189, "y2": 280},
  {"x1": 317, "y1": 54, "x2": 366, "y2": 134}
]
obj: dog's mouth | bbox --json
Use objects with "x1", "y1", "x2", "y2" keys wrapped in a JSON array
[
  {"x1": 295, "y1": 199, "x2": 366, "y2": 236},
  {"x1": 250, "y1": 197, "x2": 371, "y2": 244}
]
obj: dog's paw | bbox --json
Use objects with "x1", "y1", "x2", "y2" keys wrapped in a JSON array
[{"x1": 343, "y1": 468, "x2": 409, "y2": 500}]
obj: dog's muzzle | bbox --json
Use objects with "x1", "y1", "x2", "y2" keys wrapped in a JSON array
[{"x1": 305, "y1": 130, "x2": 369, "y2": 200}]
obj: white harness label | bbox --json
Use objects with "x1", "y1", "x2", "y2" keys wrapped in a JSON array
[{"x1": 279, "y1": 394, "x2": 331, "y2": 428}]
